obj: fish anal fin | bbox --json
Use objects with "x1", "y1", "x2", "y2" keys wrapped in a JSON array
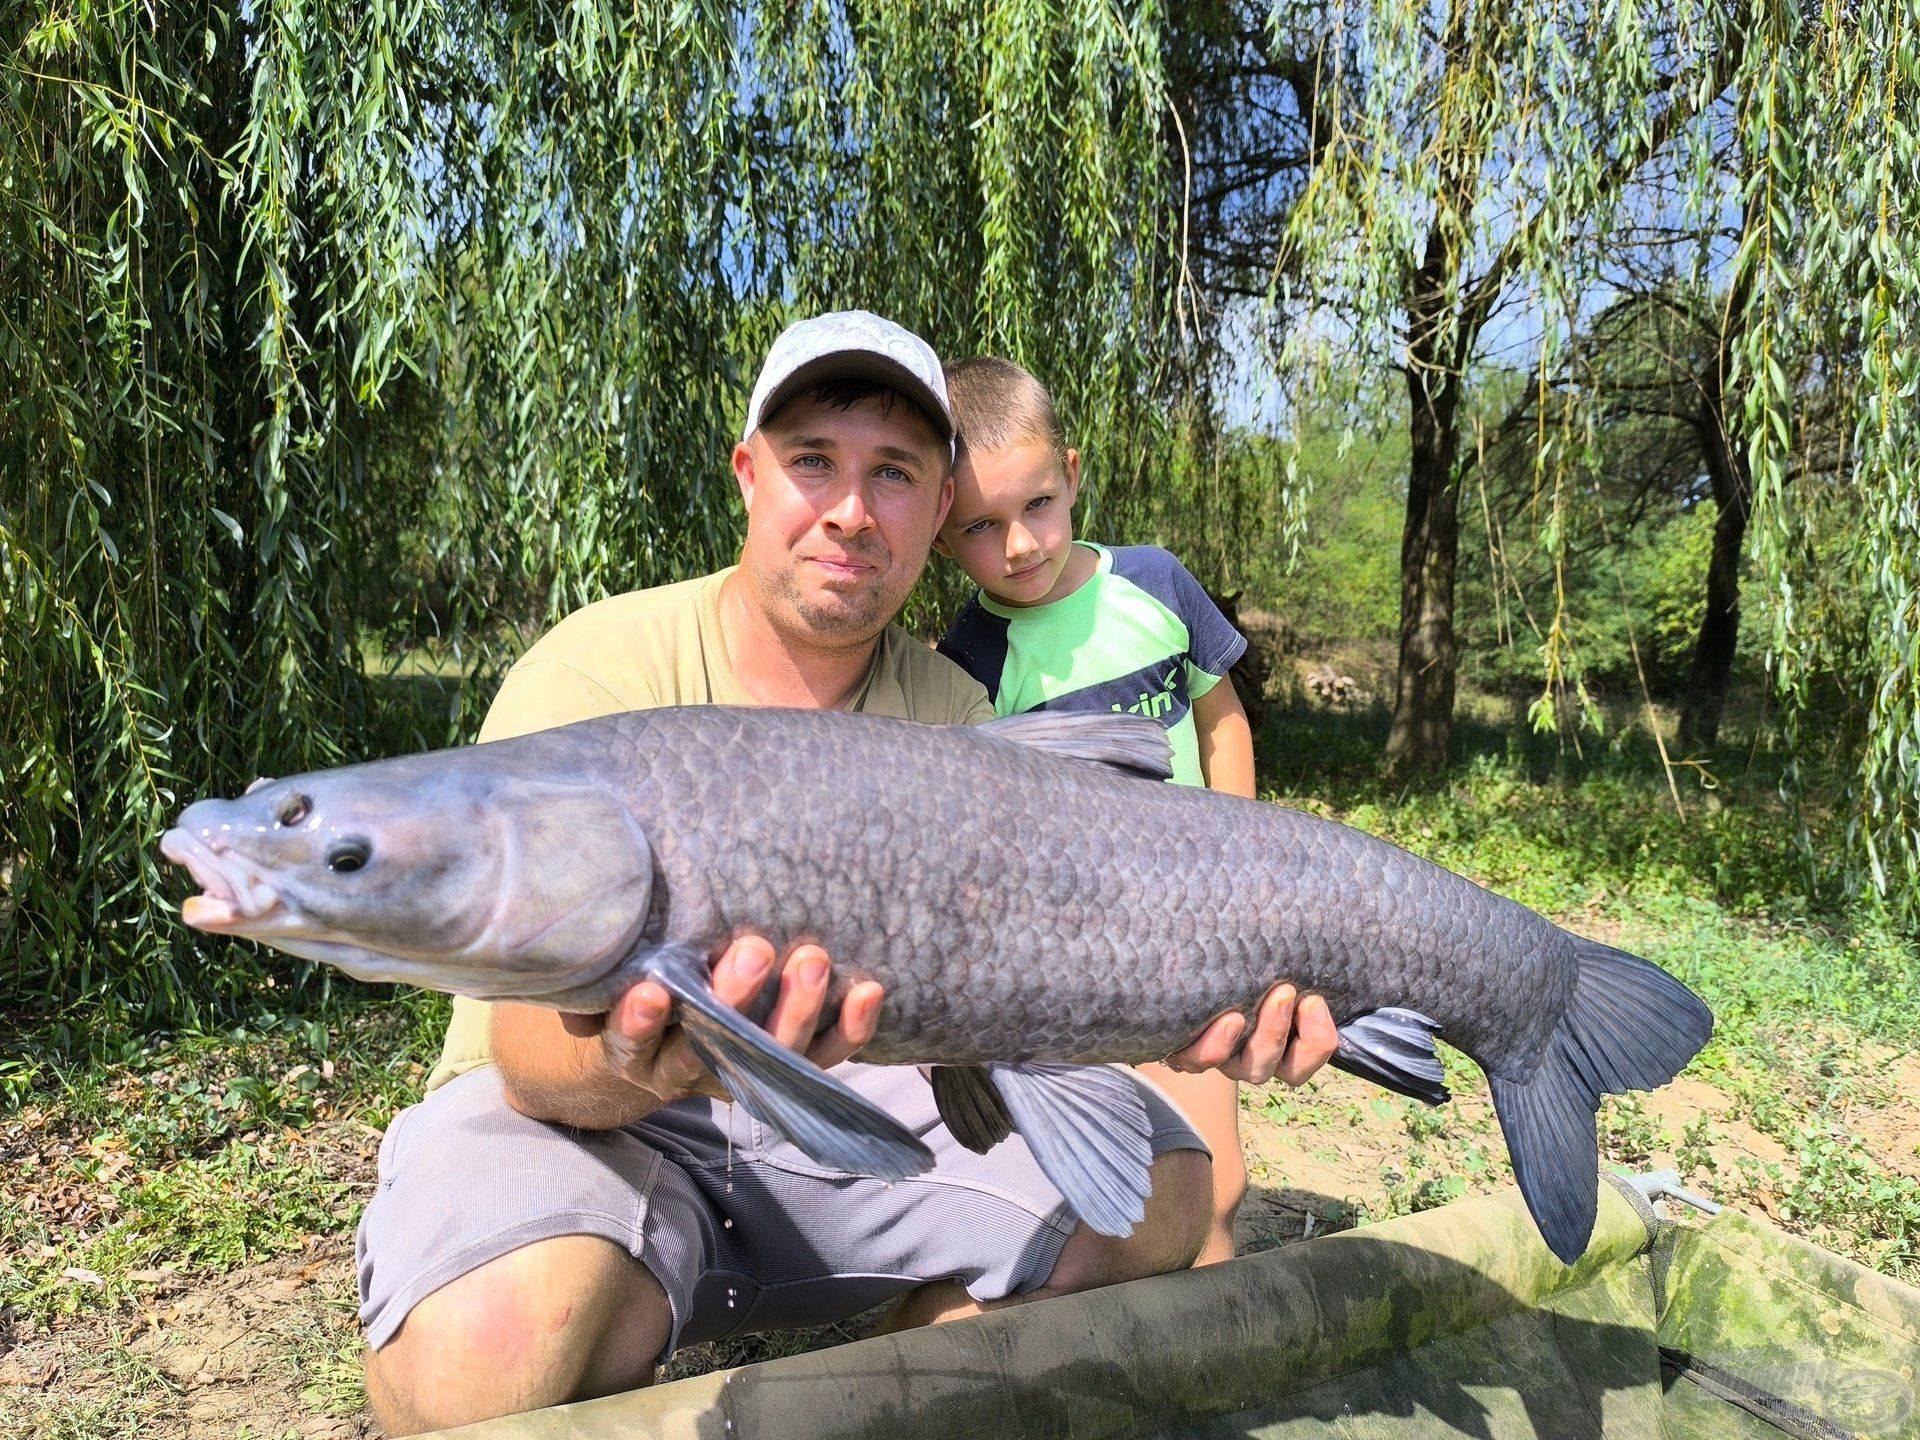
[
  {"x1": 989, "y1": 1062, "x2": 1154, "y2": 1237},
  {"x1": 1331, "y1": 1007, "x2": 1450, "y2": 1105},
  {"x1": 930, "y1": 1065, "x2": 1014, "y2": 1153},
  {"x1": 980, "y1": 712, "x2": 1173, "y2": 781},
  {"x1": 643, "y1": 946, "x2": 933, "y2": 1181}
]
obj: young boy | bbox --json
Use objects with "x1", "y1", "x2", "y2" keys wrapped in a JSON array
[{"x1": 934, "y1": 355, "x2": 1254, "y2": 1264}]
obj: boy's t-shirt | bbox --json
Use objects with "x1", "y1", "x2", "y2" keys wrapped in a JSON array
[{"x1": 936, "y1": 542, "x2": 1247, "y2": 788}]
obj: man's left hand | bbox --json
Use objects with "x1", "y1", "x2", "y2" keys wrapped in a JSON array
[{"x1": 1161, "y1": 984, "x2": 1337, "y2": 1087}]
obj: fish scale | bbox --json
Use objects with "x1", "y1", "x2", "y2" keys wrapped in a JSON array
[
  {"x1": 161, "y1": 704, "x2": 1710, "y2": 1263},
  {"x1": 616, "y1": 708, "x2": 1561, "y2": 1068}
]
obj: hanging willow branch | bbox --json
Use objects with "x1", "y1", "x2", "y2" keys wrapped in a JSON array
[{"x1": 1, "y1": 0, "x2": 1193, "y2": 1036}]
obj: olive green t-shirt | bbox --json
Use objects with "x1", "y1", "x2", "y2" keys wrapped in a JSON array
[{"x1": 424, "y1": 567, "x2": 995, "y2": 1090}]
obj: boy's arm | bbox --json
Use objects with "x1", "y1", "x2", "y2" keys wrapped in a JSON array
[
  {"x1": 1184, "y1": 667, "x2": 1339, "y2": 1084},
  {"x1": 1193, "y1": 674, "x2": 1255, "y2": 799}
]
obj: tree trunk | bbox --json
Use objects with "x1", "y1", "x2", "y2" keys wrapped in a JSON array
[
  {"x1": 1678, "y1": 349, "x2": 1753, "y2": 750},
  {"x1": 1678, "y1": 206, "x2": 1757, "y2": 752},
  {"x1": 1386, "y1": 222, "x2": 1466, "y2": 777}
]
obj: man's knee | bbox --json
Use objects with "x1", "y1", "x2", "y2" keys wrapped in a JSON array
[
  {"x1": 364, "y1": 1235, "x2": 670, "y2": 1436},
  {"x1": 1045, "y1": 1147, "x2": 1212, "y2": 1295}
]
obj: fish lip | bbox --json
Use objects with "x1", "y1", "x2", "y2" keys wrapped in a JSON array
[{"x1": 159, "y1": 828, "x2": 282, "y2": 928}]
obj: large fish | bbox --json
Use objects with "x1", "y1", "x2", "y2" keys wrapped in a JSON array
[{"x1": 160, "y1": 707, "x2": 1712, "y2": 1262}]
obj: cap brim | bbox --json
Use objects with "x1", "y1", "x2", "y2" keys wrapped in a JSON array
[{"x1": 753, "y1": 351, "x2": 955, "y2": 442}]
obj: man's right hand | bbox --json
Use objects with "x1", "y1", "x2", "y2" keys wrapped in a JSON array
[{"x1": 493, "y1": 937, "x2": 886, "y2": 1129}]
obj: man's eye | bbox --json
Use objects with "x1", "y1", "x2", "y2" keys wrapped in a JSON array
[
  {"x1": 877, "y1": 466, "x2": 912, "y2": 484},
  {"x1": 793, "y1": 454, "x2": 828, "y2": 471}
]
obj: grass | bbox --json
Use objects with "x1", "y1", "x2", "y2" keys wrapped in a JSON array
[{"x1": 0, "y1": 995, "x2": 447, "y2": 1327}]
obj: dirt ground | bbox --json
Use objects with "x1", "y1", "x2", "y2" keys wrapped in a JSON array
[{"x1": 7, "y1": 1060, "x2": 1915, "y2": 1440}]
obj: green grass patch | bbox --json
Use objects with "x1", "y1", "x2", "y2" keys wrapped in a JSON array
[{"x1": 0, "y1": 992, "x2": 448, "y2": 1326}]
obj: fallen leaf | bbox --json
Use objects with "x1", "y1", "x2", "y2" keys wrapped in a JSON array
[{"x1": 61, "y1": 1267, "x2": 104, "y2": 1286}]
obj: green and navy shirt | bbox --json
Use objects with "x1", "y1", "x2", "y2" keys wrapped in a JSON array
[{"x1": 936, "y1": 542, "x2": 1247, "y2": 788}]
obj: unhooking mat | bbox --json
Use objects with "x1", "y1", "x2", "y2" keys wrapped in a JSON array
[{"x1": 421, "y1": 1176, "x2": 1919, "y2": 1440}]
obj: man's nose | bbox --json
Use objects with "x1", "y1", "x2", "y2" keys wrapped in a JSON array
[{"x1": 822, "y1": 483, "x2": 875, "y2": 534}]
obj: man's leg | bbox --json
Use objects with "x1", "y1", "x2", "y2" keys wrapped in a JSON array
[
  {"x1": 877, "y1": 1145, "x2": 1212, "y2": 1331},
  {"x1": 355, "y1": 1070, "x2": 719, "y2": 1436},
  {"x1": 364, "y1": 1236, "x2": 671, "y2": 1436}
]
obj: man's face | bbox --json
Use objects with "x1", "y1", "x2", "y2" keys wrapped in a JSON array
[{"x1": 732, "y1": 392, "x2": 953, "y2": 647}]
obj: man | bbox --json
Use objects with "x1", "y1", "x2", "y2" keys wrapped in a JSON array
[{"x1": 357, "y1": 311, "x2": 1339, "y2": 1435}]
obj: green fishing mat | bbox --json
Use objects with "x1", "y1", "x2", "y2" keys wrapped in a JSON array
[{"x1": 424, "y1": 1173, "x2": 1917, "y2": 1439}]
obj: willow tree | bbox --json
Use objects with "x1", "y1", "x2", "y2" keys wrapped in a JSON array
[
  {"x1": 1244, "y1": 0, "x2": 1914, "y2": 901},
  {"x1": 2, "y1": 0, "x2": 1194, "y2": 1033}
]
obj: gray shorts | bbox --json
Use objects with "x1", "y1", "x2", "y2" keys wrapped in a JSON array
[{"x1": 355, "y1": 1062, "x2": 1205, "y2": 1359}]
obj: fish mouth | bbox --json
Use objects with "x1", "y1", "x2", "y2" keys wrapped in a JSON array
[{"x1": 159, "y1": 828, "x2": 284, "y2": 932}]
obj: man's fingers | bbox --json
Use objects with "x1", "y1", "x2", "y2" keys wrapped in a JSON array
[
  {"x1": 1225, "y1": 984, "x2": 1299, "y2": 1084},
  {"x1": 1274, "y1": 993, "x2": 1338, "y2": 1087},
  {"x1": 599, "y1": 980, "x2": 673, "y2": 1087},
  {"x1": 1164, "y1": 1010, "x2": 1247, "y2": 1074},
  {"x1": 807, "y1": 980, "x2": 884, "y2": 1070},
  {"x1": 710, "y1": 935, "x2": 778, "y2": 1009},
  {"x1": 766, "y1": 944, "x2": 831, "y2": 1050},
  {"x1": 561, "y1": 1010, "x2": 608, "y2": 1039}
]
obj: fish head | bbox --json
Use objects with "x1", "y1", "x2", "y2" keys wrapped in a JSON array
[{"x1": 160, "y1": 758, "x2": 656, "y2": 1003}]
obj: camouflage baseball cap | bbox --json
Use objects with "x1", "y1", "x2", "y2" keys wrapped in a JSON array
[{"x1": 742, "y1": 310, "x2": 955, "y2": 447}]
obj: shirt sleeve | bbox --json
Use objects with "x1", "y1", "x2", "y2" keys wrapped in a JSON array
[
  {"x1": 934, "y1": 596, "x2": 1006, "y2": 706},
  {"x1": 477, "y1": 659, "x2": 648, "y2": 743},
  {"x1": 1163, "y1": 554, "x2": 1247, "y2": 694}
]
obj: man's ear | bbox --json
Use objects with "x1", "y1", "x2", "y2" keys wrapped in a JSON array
[
  {"x1": 932, "y1": 531, "x2": 954, "y2": 558},
  {"x1": 732, "y1": 439, "x2": 757, "y2": 511},
  {"x1": 933, "y1": 472, "x2": 955, "y2": 535},
  {"x1": 1063, "y1": 447, "x2": 1082, "y2": 505}
]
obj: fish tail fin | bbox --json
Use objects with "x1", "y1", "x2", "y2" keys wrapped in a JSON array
[
  {"x1": 1489, "y1": 937, "x2": 1714, "y2": 1264},
  {"x1": 642, "y1": 946, "x2": 934, "y2": 1181},
  {"x1": 1330, "y1": 1007, "x2": 1450, "y2": 1104}
]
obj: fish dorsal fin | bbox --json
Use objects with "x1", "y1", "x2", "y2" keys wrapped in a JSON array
[{"x1": 981, "y1": 711, "x2": 1173, "y2": 781}]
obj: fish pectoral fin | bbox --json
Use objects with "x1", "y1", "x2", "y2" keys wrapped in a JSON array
[
  {"x1": 930, "y1": 1065, "x2": 1014, "y2": 1153},
  {"x1": 1330, "y1": 1007, "x2": 1450, "y2": 1105},
  {"x1": 642, "y1": 945, "x2": 933, "y2": 1182},
  {"x1": 980, "y1": 712, "x2": 1174, "y2": 781},
  {"x1": 988, "y1": 1063, "x2": 1155, "y2": 1237}
]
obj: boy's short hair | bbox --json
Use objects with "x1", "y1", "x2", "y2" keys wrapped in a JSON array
[{"x1": 942, "y1": 356, "x2": 1065, "y2": 461}]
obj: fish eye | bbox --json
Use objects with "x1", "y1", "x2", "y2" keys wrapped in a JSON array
[
  {"x1": 276, "y1": 793, "x2": 311, "y2": 827},
  {"x1": 327, "y1": 840, "x2": 371, "y2": 874}
]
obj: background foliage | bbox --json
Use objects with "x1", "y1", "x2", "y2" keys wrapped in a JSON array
[{"x1": 4, "y1": 0, "x2": 1916, "y2": 1042}]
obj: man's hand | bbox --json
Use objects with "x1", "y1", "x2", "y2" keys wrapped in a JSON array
[
  {"x1": 1161, "y1": 984, "x2": 1337, "y2": 1087},
  {"x1": 493, "y1": 937, "x2": 884, "y2": 1129},
  {"x1": 560, "y1": 936, "x2": 887, "y2": 1106}
]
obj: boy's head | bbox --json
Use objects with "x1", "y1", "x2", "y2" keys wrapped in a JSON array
[{"x1": 935, "y1": 357, "x2": 1084, "y2": 608}]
